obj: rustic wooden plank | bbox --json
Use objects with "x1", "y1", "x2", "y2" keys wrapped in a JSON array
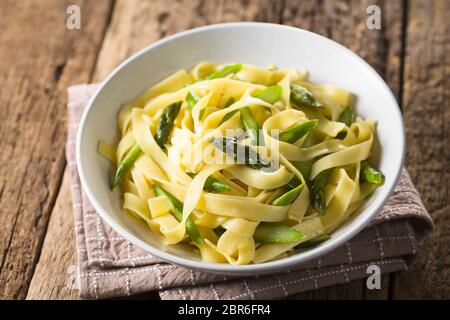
[
  {"x1": 26, "y1": 171, "x2": 79, "y2": 300},
  {"x1": 27, "y1": 170, "x2": 163, "y2": 300},
  {"x1": 0, "y1": 0, "x2": 113, "y2": 299},
  {"x1": 27, "y1": 172, "x2": 161, "y2": 300},
  {"x1": 92, "y1": 0, "x2": 284, "y2": 81},
  {"x1": 29, "y1": 0, "x2": 284, "y2": 300},
  {"x1": 282, "y1": 0, "x2": 404, "y2": 98},
  {"x1": 392, "y1": 0, "x2": 449, "y2": 299},
  {"x1": 31, "y1": 0, "x2": 409, "y2": 300},
  {"x1": 282, "y1": 0, "x2": 404, "y2": 299}
]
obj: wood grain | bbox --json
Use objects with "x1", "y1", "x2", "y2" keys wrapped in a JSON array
[
  {"x1": 27, "y1": 0, "x2": 286, "y2": 300},
  {"x1": 0, "y1": 0, "x2": 113, "y2": 299},
  {"x1": 26, "y1": 171, "x2": 79, "y2": 300},
  {"x1": 92, "y1": 0, "x2": 284, "y2": 81},
  {"x1": 28, "y1": 0, "x2": 405, "y2": 300},
  {"x1": 392, "y1": 0, "x2": 449, "y2": 299},
  {"x1": 94, "y1": 0, "x2": 404, "y2": 301},
  {"x1": 281, "y1": 0, "x2": 404, "y2": 299},
  {"x1": 20, "y1": 0, "x2": 449, "y2": 300}
]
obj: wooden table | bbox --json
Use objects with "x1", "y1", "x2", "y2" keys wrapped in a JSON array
[{"x1": 0, "y1": 0, "x2": 448, "y2": 300}]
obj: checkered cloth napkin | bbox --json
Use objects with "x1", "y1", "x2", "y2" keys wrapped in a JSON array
[{"x1": 67, "y1": 84, "x2": 433, "y2": 300}]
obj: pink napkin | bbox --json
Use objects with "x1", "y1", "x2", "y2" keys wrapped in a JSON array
[{"x1": 67, "y1": 83, "x2": 433, "y2": 299}]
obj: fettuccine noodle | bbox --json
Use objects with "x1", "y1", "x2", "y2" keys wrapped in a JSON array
[{"x1": 99, "y1": 62, "x2": 385, "y2": 264}]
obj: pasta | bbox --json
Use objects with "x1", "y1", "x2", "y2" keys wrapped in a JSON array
[{"x1": 100, "y1": 62, "x2": 385, "y2": 265}]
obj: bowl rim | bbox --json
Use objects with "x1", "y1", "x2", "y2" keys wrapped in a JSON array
[{"x1": 76, "y1": 22, "x2": 405, "y2": 274}]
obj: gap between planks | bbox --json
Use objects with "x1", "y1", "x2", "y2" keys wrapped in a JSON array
[{"x1": 27, "y1": 0, "x2": 412, "y2": 300}]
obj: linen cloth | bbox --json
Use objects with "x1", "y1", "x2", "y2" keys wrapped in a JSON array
[{"x1": 67, "y1": 83, "x2": 433, "y2": 299}]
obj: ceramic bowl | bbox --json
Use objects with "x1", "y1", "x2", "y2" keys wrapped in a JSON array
[{"x1": 77, "y1": 22, "x2": 405, "y2": 275}]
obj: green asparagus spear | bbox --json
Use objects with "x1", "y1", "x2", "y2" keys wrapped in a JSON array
[
  {"x1": 153, "y1": 185, "x2": 204, "y2": 246},
  {"x1": 361, "y1": 160, "x2": 385, "y2": 185},
  {"x1": 206, "y1": 63, "x2": 242, "y2": 80},
  {"x1": 224, "y1": 97, "x2": 236, "y2": 108},
  {"x1": 186, "y1": 90, "x2": 200, "y2": 111},
  {"x1": 279, "y1": 119, "x2": 319, "y2": 144},
  {"x1": 220, "y1": 85, "x2": 282, "y2": 126},
  {"x1": 286, "y1": 178, "x2": 300, "y2": 190},
  {"x1": 153, "y1": 185, "x2": 182, "y2": 217},
  {"x1": 338, "y1": 106, "x2": 353, "y2": 126},
  {"x1": 204, "y1": 177, "x2": 231, "y2": 193},
  {"x1": 290, "y1": 84, "x2": 323, "y2": 108},
  {"x1": 309, "y1": 168, "x2": 333, "y2": 215},
  {"x1": 240, "y1": 107, "x2": 260, "y2": 144},
  {"x1": 295, "y1": 131, "x2": 317, "y2": 178},
  {"x1": 254, "y1": 224, "x2": 304, "y2": 244},
  {"x1": 111, "y1": 102, "x2": 181, "y2": 189},
  {"x1": 336, "y1": 106, "x2": 353, "y2": 139},
  {"x1": 187, "y1": 172, "x2": 230, "y2": 193},
  {"x1": 220, "y1": 110, "x2": 239, "y2": 125},
  {"x1": 199, "y1": 108, "x2": 206, "y2": 121},
  {"x1": 254, "y1": 85, "x2": 283, "y2": 104},
  {"x1": 285, "y1": 132, "x2": 318, "y2": 189},
  {"x1": 295, "y1": 234, "x2": 331, "y2": 249},
  {"x1": 272, "y1": 184, "x2": 305, "y2": 206},
  {"x1": 285, "y1": 163, "x2": 312, "y2": 190},
  {"x1": 219, "y1": 98, "x2": 238, "y2": 125},
  {"x1": 296, "y1": 161, "x2": 314, "y2": 181},
  {"x1": 186, "y1": 90, "x2": 206, "y2": 120},
  {"x1": 219, "y1": 86, "x2": 282, "y2": 129},
  {"x1": 154, "y1": 101, "x2": 182, "y2": 148},
  {"x1": 110, "y1": 144, "x2": 141, "y2": 190},
  {"x1": 302, "y1": 131, "x2": 318, "y2": 148},
  {"x1": 213, "y1": 227, "x2": 226, "y2": 238},
  {"x1": 208, "y1": 137, "x2": 271, "y2": 169}
]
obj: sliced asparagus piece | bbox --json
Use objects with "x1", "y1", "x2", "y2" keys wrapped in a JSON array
[
  {"x1": 361, "y1": 160, "x2": 385, "y2": 185},
  {"x1": 254, "y1": 85, "x2": 283, "y2": 104},
  {"x1": 110, "y1": 144, "x2": 141, "y2": 190},
  {"x1": 309, "y1": 168, "x2": 333, "y2": 215},
  {"x1": 153, "y1": 185, "x2": 204, "y2": 246},
  {"x1": 240, "y1": 107, "x2": 260, "y2": 144},
  {"x1": 186, "y1": 90, "x2": 200, "y2": 111},
  {"x1": 272, "y1": 184, "x2": 305, "y2": 206},
  {"x1": 336, "y1": 106, "x2": 353, "y2": 139},
  {"x1": 208, "y1": 137, "x2": 271, "y2": 169},
  {"x1": 279, "y1": 119, "x2": 319, "y2": 144},
  {"x1": 338, "y1": 106, "x2": 353, "y2": 126},
  {"x1": 295, "y1": 234, "x2": 331, "y2": 249},
  {"x1": 154, "y1": 101, "x2": 182, "y2": 148},
  {"x1": 206, "y1": 63, "x2": 242, "y2": 80},
  {"x1": 290, "y1": 84, "x2": 323, "y2": 108},
  {"x1": 187, "y1": 172, "x2": 230, "y2": 193},
  {"x1": 219, "y1": 97, "x2": 238, "y2": 125},
  {"x1": 254, "y1": 224, "x2": 304, "y2": 244}
]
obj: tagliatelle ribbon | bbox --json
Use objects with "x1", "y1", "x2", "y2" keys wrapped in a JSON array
[{"x1": 98, "y1": 62, "x2": 380, "y2": 264}]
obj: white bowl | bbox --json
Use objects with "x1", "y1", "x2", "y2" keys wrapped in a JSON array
[{"x1": 77, "y1": 22, "x2": 405, "y2": 275}]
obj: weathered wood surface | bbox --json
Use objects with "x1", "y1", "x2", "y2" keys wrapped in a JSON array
[
  {"x1": 27, "y1": 0, "x2": 286, "y2": 301},
  {"x1": 0, "y1": 0, "x2": 113, "y2": 299},
  {"x1": 0, "y1": 0, "x2": 446, "y2": 299},
  {"x1": 92, "y1": 0, "x2": 285, "y2": 82},
  {"x1": 25, "y1": 171, "x2": 79, "y2": 300},
  {"x1": 282, "y1": 0, "x2": 404, "y2": 299},
  {"x1": 392, "y1": 0, "x2": 449, "y2": 299}
]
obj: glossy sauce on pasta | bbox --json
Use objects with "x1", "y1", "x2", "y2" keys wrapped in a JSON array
[{"x1": 99, "y1": 62, "x2": 384, "y2": 265}]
